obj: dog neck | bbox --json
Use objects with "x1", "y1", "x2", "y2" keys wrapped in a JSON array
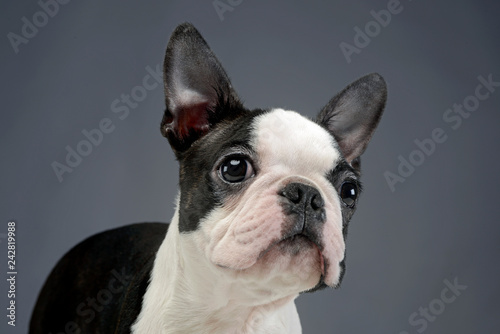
[{"x1": 132, "y1": 202, "x2": 302, "y2": 334}]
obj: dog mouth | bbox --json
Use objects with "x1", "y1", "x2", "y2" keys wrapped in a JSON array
[{"x1": 258, "y1": 233, "x2": 325, "y2": 275}]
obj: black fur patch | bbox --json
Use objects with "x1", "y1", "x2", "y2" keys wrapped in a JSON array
[
  {"x1": 326, "y1": 159, "x2": 361, "y2": 239},
  {"x1": 301, "y1": 160, "x2": 360, "y2": 293},
  {"x1": 30, "y1": 223, "x2": 169, "y2": 333},
  {"x1": 177, "y1": 108, "x2": 270, "y2": 233}
]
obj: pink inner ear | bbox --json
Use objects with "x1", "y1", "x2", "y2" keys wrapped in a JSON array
[{"x1": 174, "y1": 102, "x2": 211, "y2": 140}]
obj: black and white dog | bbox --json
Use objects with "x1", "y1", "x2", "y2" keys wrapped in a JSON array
[{"x1": 31, "y1": 23, "x2": 386, "y2": 333}]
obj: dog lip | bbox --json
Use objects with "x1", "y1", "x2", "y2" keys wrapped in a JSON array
[
  {"x1": 317, "y1": 244, "x2": 325, "y2": 274},
  {"x1": 257, "y1": 232, "x2": 306, "y2": 259},
  {"x1": 257, "y1": 233, "x2": 326, "y2": 275}
]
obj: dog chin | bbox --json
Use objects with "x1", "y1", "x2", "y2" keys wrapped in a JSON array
[
  {"x1": 264, "y1": 234, "x2": 346, "y2": 290},
  {"x1": 244, "y1": 235, "x2": 325, "y2": 292}
]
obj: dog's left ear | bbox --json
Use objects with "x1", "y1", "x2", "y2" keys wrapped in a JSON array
[
  {"x1": 161, "y1": 23, "x2": 242, "y2": 155},
  {"x1": 317, "y1": 73, "x2": 387, "y2": 166}
]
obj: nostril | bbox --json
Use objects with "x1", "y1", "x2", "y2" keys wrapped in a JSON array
[
  {"x1": 279, "y1": 183, "x2": 303, "y2": 204},
  {"x1": 291, "y1": 187, "x2": 302, "y2": 204},
  {"x1": 311, "y1": 194, "x2": 324, "y2": 210}
]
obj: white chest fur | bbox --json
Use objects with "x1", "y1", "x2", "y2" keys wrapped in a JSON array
[{"x1": 131, "y1": 206, "x2": 304, "y2": 334}]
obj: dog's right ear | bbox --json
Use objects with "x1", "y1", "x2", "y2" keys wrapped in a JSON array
[{"x1": 161, "y1": 23, "x2": 243, "y2": 155}]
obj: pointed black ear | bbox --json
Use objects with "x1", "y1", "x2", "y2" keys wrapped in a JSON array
[
  {"x1": 160, "y1": 23, "x2": 242, "y2": 154},
  {"x1": 317, "y1": 73, "x2": 387, "y2": 165}
]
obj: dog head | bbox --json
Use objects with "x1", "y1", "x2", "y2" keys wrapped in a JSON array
[{"x1": 161, "y1": 23, "x2": 386, "y2": 300}]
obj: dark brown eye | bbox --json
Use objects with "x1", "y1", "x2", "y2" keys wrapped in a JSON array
[
  {"x1": 340, "y1": 182, "x2": 358, "y2": 207},
  {"x1": 219, "y1": 157, "x2": 254, "y2": 183}
]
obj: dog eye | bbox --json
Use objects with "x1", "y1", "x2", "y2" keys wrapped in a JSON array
[
  {"x1": 340, "y1": 182, "x2": 358, "y2": 207},
  {"x1": 219, "y1": 157, "x2": 254, "y2": 183}
]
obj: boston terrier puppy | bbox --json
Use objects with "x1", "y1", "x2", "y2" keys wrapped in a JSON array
[{"x1": 30, "y1": 23, "x2": 387, "y2": 334}]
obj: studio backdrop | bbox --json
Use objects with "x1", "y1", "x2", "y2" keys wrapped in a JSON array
[{"x1": 1, "y1": 0, "x2": 499, "y2": 333}]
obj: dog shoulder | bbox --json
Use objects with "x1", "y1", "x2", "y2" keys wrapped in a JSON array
[{"x1": 30, "y1": 223, "x2": 169, "y2": 333}]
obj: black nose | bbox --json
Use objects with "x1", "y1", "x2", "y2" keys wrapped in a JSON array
[
  {"x1": 279, "y1": 183, "x2": 325, "y2": 212},
  {"x1": 279, "y1": 183, "x2": 326, "y2": 244}
]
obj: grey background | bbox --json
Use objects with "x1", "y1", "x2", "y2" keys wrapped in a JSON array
[{"x1": 1, "y1": 0, "x2": 499, "y2": 333}]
